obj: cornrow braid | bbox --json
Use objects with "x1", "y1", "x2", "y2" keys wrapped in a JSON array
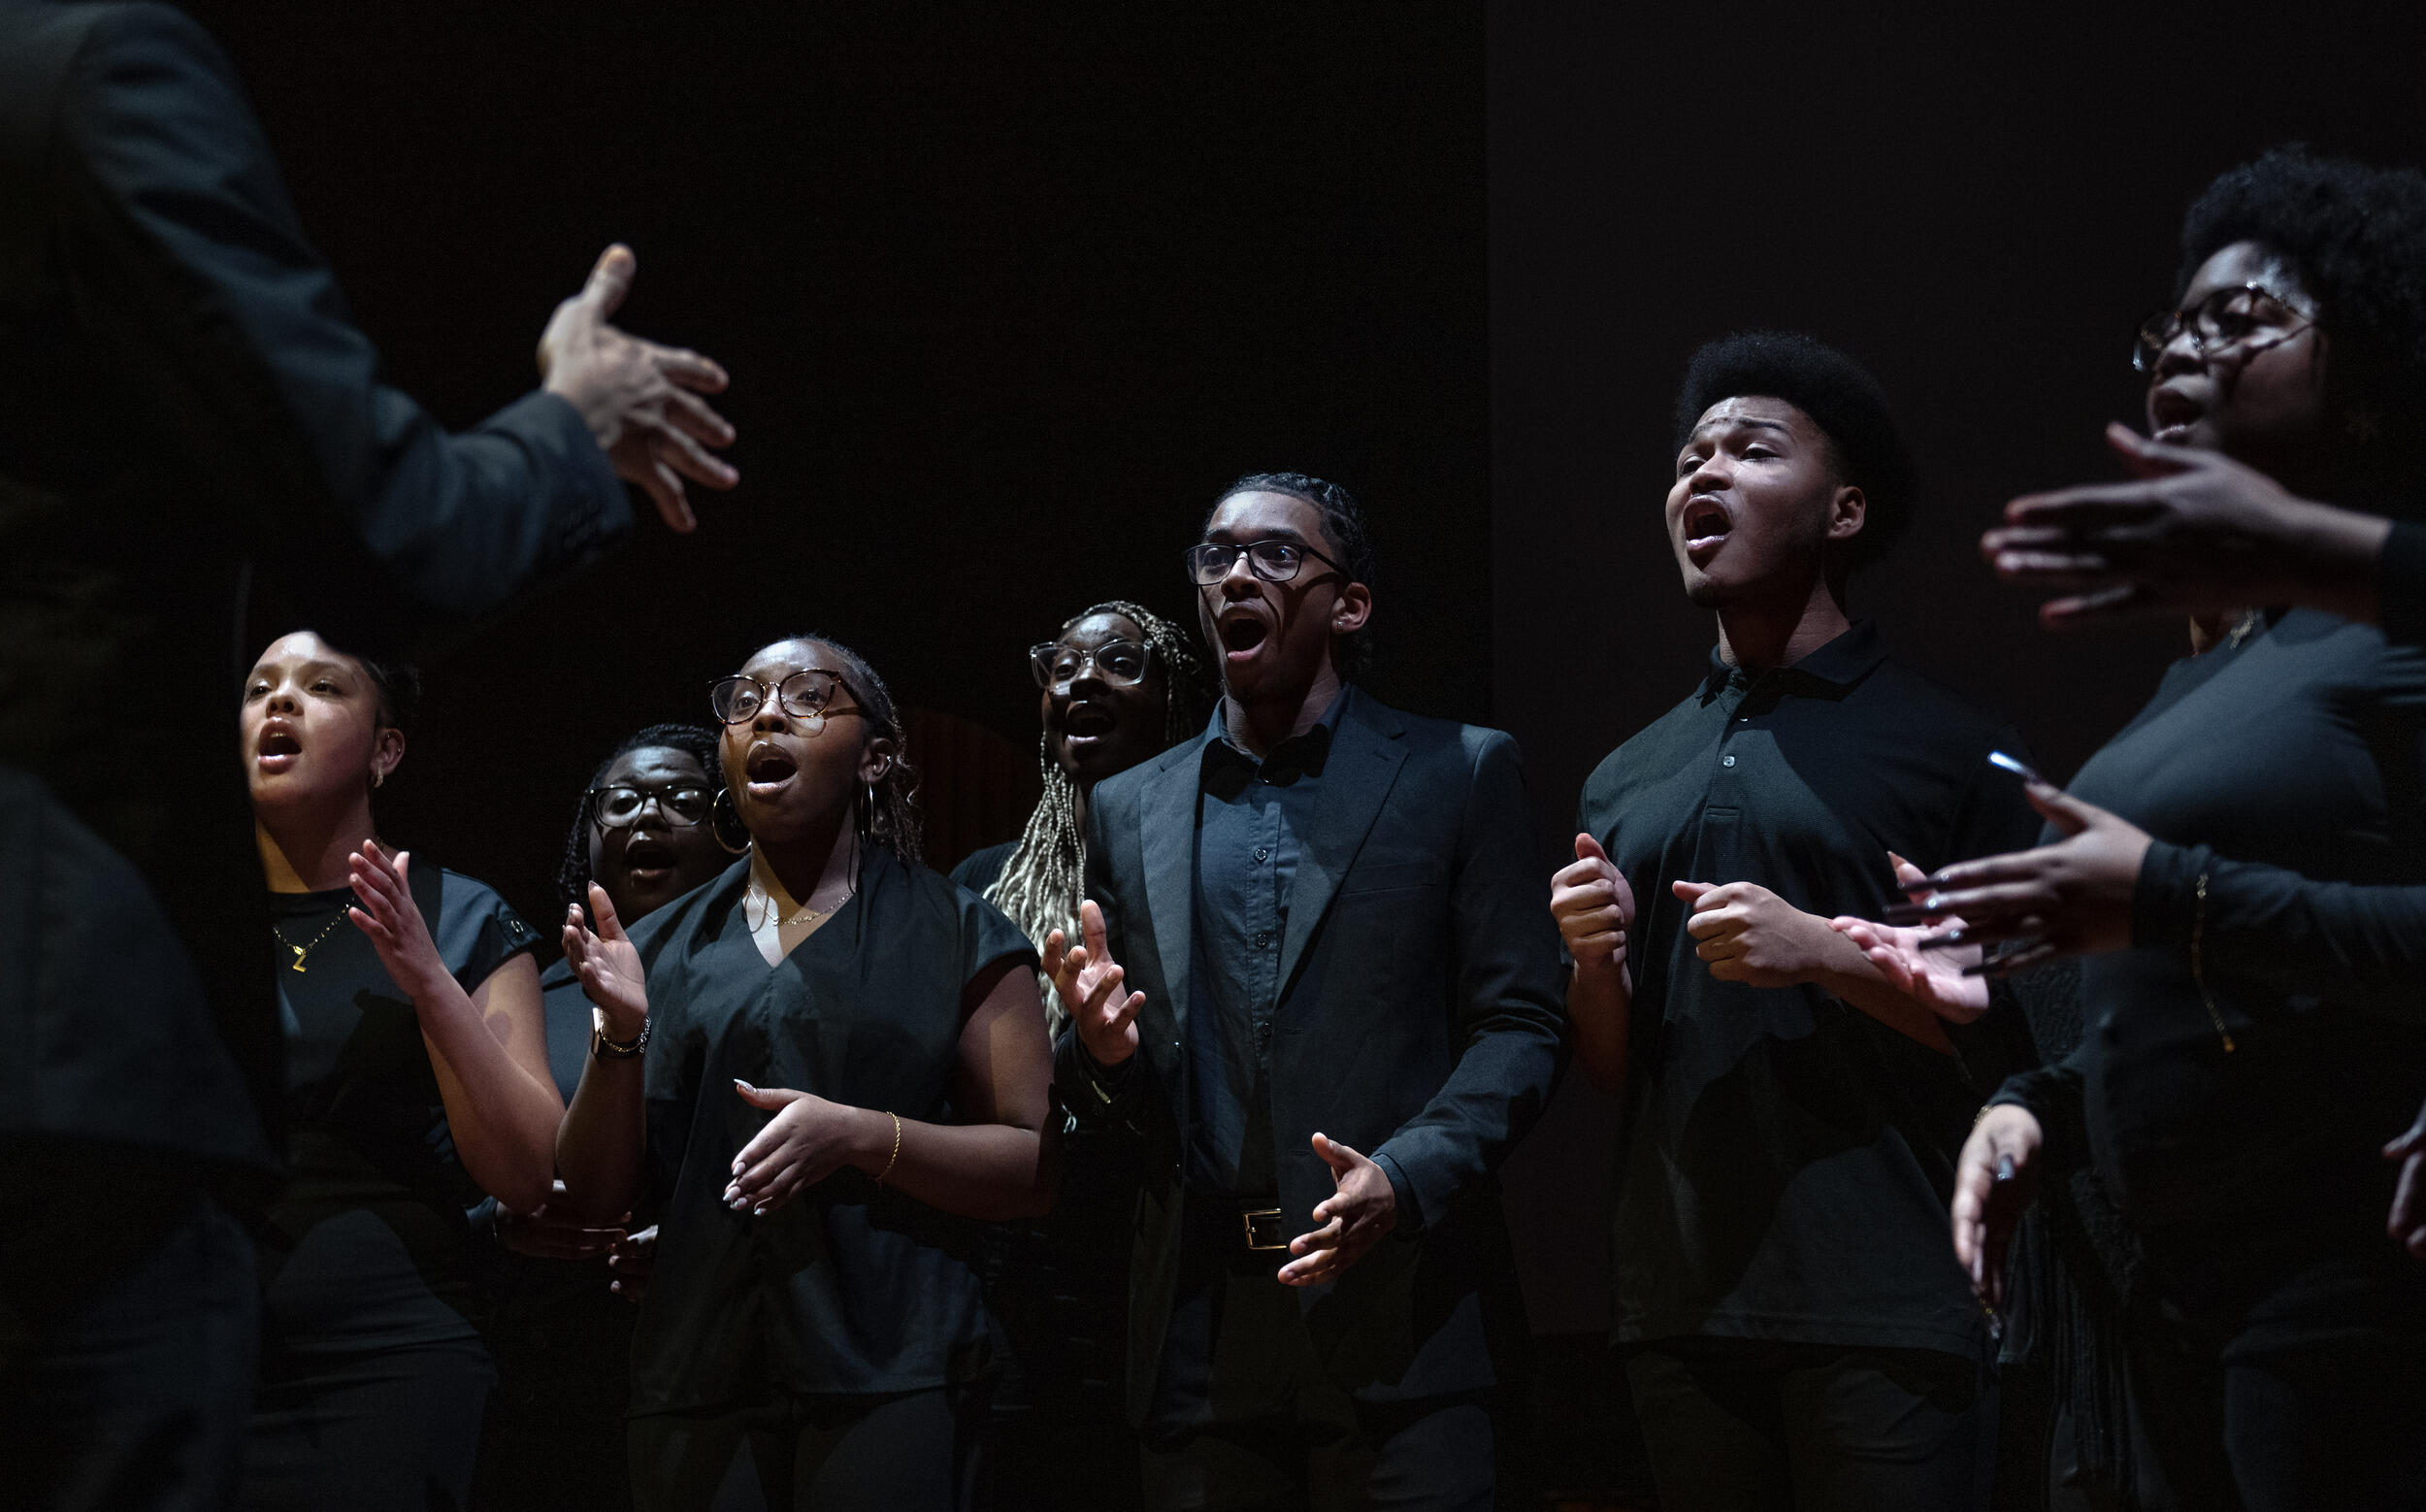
[
  {"x1": 555, "y1": 722, "x2": 725, "y2": 910},
  {"x1": 984, "y1": 601, "x2": 1215, "y2": 1030}
]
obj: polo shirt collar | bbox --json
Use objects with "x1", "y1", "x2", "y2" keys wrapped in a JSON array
[{"x1": 1699, "y1": 619, "x2": 1885, "y2": 704}]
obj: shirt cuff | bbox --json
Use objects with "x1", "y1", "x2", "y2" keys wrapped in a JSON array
[
  {"x1": 1370, "y1": 1149, "x2": 1424, "y2": 1235},
  {"x1": 2379, "y1": 519, "x2": 2426, "y2": 648},
  {"x1": 2132, "y1": 838, "x2": 2214, "y2": 955}
]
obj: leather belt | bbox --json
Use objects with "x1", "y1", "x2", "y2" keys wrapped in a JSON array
[
  {"x1": 1240, "y1": 1207, "x2": 1287, "y2": 1252},
  {"x1": 1184, "y1": 1196, "x2": 1290, "y2": 1254}
]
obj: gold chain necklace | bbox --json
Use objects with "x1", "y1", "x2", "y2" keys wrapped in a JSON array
[
  {"x1": 745, "y1": 884, "x2": 830, "y2": 934},
  {"x1": 272, "y1": 900, "x2": 353, "y2": 973}
]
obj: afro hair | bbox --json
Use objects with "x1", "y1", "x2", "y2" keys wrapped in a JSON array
[
  {"x1": 2180, "y1": 146, "x2": 2426, "y2": 504},
  {"x1": 1674, "y1": 331, "x2": 1918, "y2": 571}
]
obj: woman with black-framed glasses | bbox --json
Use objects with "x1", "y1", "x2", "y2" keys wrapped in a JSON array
[
  {"x1": 1846, "y1": 148, "x2": 2426, "y2": 1510},
  {"x1": 471, "y1": 723, "x2": 731, "y2": 1512},
  {"x1": 554, "y1": 635, "x2": 1056, "y2": 1512}
]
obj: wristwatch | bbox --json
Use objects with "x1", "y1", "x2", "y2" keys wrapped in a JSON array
[{"x1": 592, "y1": 1017, "x2": 651, "y2": 1061}]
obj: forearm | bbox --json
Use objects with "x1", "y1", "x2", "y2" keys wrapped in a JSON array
[
  {"x1": 411, "y1": 979, "x2": 562, "y2": 1211},
  {"x1": 845, "y1": 1107, "x2": 1050, "y2": 1222},
  {"x1": 2137, "y1": 840, "x2": 2426, "y2": 1018},
  {"x1": 1567, "y1": 964, "x2": 1631, "y2": 1094},
  {"x1": 2278, "y1": 498, "x2": 2393, "y2": 627},
  {"x1": 556, "y1": 1056, "x2": 647, "y2": 1222},
  {"x1": 1814, "y1": 935, "x2": 1957, "y2": 1055}
]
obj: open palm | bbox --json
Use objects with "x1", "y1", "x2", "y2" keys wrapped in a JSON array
[{"x1": 563, "y1": 881, "x2": 649, "y2": 1032}]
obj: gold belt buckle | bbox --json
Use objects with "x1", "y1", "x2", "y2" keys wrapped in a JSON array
[{"x1": 1242, "y1": 1208, "x2": 1287, "y2": 1251}]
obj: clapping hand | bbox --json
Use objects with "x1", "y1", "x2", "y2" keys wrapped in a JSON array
[
  {"x1": 563, "y1": 883, "x2": 649, "y2": 1041},
  {"x1": 723, "y1": 1081, "x2": 871, "y2": 1216},
  {"x1": 609, "y1": 1224, "x2": 658, "y2": 1304},
  {"x1": 1894, "y1": 782, "x2": 2150, "y2": 973},
  {"x1": 1276, "y1": 1134, "x2": 1397, "y2": 1288},
  {"x1": 497, "y1": 1178, "x2": 626, "y2": 1262},
  {"x1": 1829, "y1": 853, "x2": 1991, "y2": 1022},
  {"x1": 539, "y1": 245, "x2": 739, "y2": 532},
  {"x1": 346, "y1": 844, "x2": 448, "y2": 1003},
  {"x1": 1675, "y1": 879, "x2": 1844, "y2": 988},
  {"x1": 1551, "y1": 833, "x2": 1633, "y2": 980},
  {"x1": 1040, "y1": 900, "x2": 1144, "y2": 1068}
]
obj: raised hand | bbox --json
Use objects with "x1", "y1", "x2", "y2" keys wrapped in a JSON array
[
  {"x1": 1551, "y1": 833, "x2": 1633, "y2": 979},
  {"x1": 563, "y1": 882, "x2": 649, "y2": 1039},
  {"x1": 1952, "y1": 1104, "x2": 2043, "y2": 1309},
  {"x1": 1982, "y1": 422, "x2": 2384, "y2": 630},
  {"x1": 1040, "y1": 900, "x2": 1144, "y2": 1068},
  {"x1": 1895, "y1": 781, "x2": 2150, "y2": 973},
  {"x1": 1829, "y1": 852, "x2": 1991, "y2": 1022},
  {"x1": 2384, "y1": 1096, "x2": 2426, "y2": 1261},
  {"x1": 538, "y1": 245, "x2": 739, "y2": 532},
  {"x1": 345, "y1": 845, "x2": 449, "y2": 1002},
  {"x1": 1277, "y1": 1134, "x2": 1398, "y2": 1288},
  {"x1": 496, "y1": 1178, "x2": 627, "y2": 1262},
  {"x1": 723, "y1": 1080, "x2": 876, "y2": 1216},
  {"x1": 1677, "y1": 878, "x2": 1847, "y2": 988},
  {"x1": 608, "y1": 1223, "x2": 658, "y2": 1304}
]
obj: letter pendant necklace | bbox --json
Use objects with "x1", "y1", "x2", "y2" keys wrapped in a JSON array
[{"x1": 273, "y1": 906, "x2": 351, "y2": 972}]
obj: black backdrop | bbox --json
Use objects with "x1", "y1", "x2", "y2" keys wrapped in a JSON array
[{"x1": 180, "y1": 0, "x2": 2426, "y2": 1373}]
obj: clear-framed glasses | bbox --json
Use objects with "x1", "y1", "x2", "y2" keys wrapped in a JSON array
[
  {"x1": 1183, "y1": 538, "x2": 1348, "y2": 588},
  {"x1": 588, "y1": 782, "x2": 713, "y2": 830},
  {"x1": 1030, "y1": 638, "x2": 1151, "y2": 691},
  {"x1": 2132, "y1": 282, "x2": 2316, "y2": 374},
  {"x1": 708, "y1": 669, "x2": 860, "y2": 731}
]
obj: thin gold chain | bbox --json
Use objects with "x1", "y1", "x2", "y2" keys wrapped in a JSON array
[
  {"x1": 2190, "y1": 871, "x2": 2236, "y2": 1054},
  {"x1": 745, "y1": 884, "x2": 829, "y2": 933},
  {"x1": 271, "y1": 901, "x2": 353, "y2": 973}
]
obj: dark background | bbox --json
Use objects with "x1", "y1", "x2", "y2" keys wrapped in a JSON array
[{"x1": 181, "y1": 0, "x2": 2426, "y2": 1495}]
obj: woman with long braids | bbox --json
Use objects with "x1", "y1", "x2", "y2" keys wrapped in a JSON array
[
  {"x1": 471, "y1": 723, "x2": 732, "y2": 1512},
  {"x1": 950, "y1": 602, "x2": 1215, "y2": 1512},
  {"x1": 557, "y1": 635, "x2": 1055, "y2": 1512},
  {"x1": 236, "y1": 631, "x2": 560, "y2": 1511}
]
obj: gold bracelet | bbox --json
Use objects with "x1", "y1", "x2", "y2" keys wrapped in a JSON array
[
  {"x1": 2191, "y1": 870, "x2": 2237, "y2": 1054},
  {"x1": 875, "y1": 1111, "x2": 902, "y2": 1187}
]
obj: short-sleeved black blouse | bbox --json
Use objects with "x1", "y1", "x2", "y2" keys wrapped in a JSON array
[
  {"x1": 264, "y1": 866, "x2": 539, "y2": 1351},
  {"x1": 627, "y1": 849, "x2": 1037, "y2": 1412}
]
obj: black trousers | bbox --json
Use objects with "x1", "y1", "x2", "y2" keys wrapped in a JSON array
[
  {"x1": 240, "y1": 1335, "x2": 496, "y2": 1511},
  {"x1": 1143, "y1": 1243, "x2": 1493, "y2": 1512},
  {"x1": 1622, "y1": 1338, "x2": 1995, "y2": 1512},
  {"x1": 0, "y1": 1169, "x2": 258, "y2": 1512},
  {"x1": 629, "y1": 1386, "x2": 980, "y2": 1512}
]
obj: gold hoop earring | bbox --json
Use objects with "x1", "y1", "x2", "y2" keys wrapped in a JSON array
[{"x1": 709, "y1": 788, "x2": 751, "y2": 855}]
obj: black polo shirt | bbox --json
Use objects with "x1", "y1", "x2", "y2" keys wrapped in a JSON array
[{"x1": 1576, "y1": 620, "x2": 2040, "y2": 1360}]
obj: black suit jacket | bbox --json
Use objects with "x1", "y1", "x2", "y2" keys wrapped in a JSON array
[
  {"x1": 0, "y1": 1, "x2": 632, "y2": 1184},
  {"x1": 1059, "y1": 688, "x2": 1567, "y2": 1415}
]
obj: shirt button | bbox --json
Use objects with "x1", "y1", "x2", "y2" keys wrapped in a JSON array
[
  {"x1": 1255, "y1": 846, "x2": 1269, "y2": 863},
  {"x1": 1255, "y1": 930, "x2": 1272, "y2": 948},
  {"x1": 1721, "y1": 754, "x2": 1736, "y2": 767}
]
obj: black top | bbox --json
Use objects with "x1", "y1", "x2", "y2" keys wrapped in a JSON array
[
  {"x1": 2381, "y1": 519, "x2": 2426, "y2": 650},
  {"x1": 1577, "y1": 621, "x2": 2041, "y2": 1360},
  {"x1": 1185, "y1": 696, "x2": 1347, "y2": 1200},
  {"x1": 263, "y1": 867, "x2": 538, "y2": 1352},
  {"x1": 949, "y1": 841, "x2": 1016, "y2": 898},
  {"x1": 629, "y1": 851, "x2": 1037, "y2": 1410},
  {"x1": 1995, "y1": 609, "x2": 2426, "y2": 1353},
  {"x1": 0, "y1": 1, "x2": 628, "y2": 1184}
]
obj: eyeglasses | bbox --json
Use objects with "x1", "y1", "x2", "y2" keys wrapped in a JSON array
[
  {"x1": 1183, "y1": 539, "x2": 1348, "y2": 588},
  {"x1": 1030, "y1": 639, "x2": 1151, "y2": 691},
  {"x1": 2133, "y1": 282, "x2": 2316, "y2": 374},
  {"x1": 708, "y1": 669, "x2": 863, "y2": 733},
  {"x1": 588, "y1": 783, "x2": 712, "y2": 830}
]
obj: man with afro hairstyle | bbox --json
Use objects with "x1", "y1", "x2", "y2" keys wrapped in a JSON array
[{"x1": 1550, "y1": 332, "x2": 2039, "y2": 1510}]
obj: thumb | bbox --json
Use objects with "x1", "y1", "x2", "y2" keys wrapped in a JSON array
[
  {"x1": 2386, "y1": 1123, "x2": 2426, "y2": 1160},
  {"x1": 1671, "y1": 879, "x2": 1714, "y2": 904},
  {"x1": 2106, "y1": 420, "x2": 2196, "y2": 479},
  {"x1": 1574, "y1": 832, "x2": 1611, "y2": 866},
  {"x1": 1886, "y1": 850, "x2": 1929, "y2": 889},
  {"x1": 1311, "y1": 1133, "x2": 1364, "y2": 1173},
  {"x1": 392, "y1": 848, "x2": 410, "y2": 889},
  {"x1": 2021, "y1": 779, "x2": 2099, "y2": 837},
  {"x1": 580, "y1": 244, "x2": 637, "y2": 321},
  {"x1": 733, "y1": 1079, "x2": 803, "y2": 1110}
]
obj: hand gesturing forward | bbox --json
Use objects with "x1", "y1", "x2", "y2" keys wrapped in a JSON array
[{"x1": 562, "y1": 882, "x2": 648, "y2": 1042}]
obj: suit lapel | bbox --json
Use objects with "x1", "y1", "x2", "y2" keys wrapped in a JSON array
[
  {"x1": 1137, "y1": 742, "x2": 1200, "y2": 1043},
  {"x1": 1275, "y1": 695, "x2": 1407, "y2": 994}
]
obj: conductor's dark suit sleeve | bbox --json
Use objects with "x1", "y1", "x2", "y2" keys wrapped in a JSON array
[{"x1": 53, "y1": 2, "x2": 629, "y2": 646}]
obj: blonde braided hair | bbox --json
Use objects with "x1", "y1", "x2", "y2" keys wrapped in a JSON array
[{"x1": 984, "y1": 601, "x2": 1213, "y2": 1029}]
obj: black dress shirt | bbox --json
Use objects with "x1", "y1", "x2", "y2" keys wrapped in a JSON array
[
  {"x1": 1577, "y1": 620, "x2": 2040, "y2": 1361},
  {"x1": 1186, "y1": 697, "x2": 1341, "y2": 1198}
]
